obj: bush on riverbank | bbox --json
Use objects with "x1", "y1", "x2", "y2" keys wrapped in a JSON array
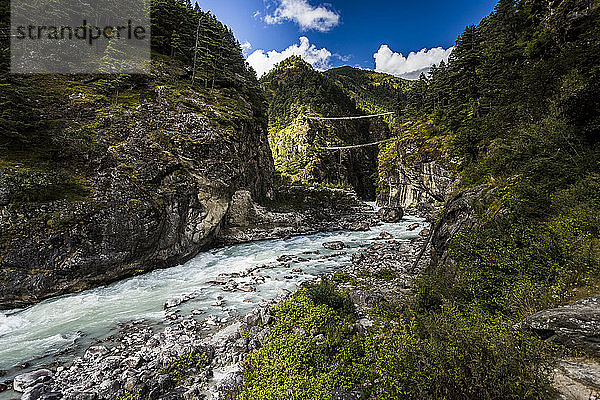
[{"x1": 234, "y1": 281, "x2": 553, "y2": 400}]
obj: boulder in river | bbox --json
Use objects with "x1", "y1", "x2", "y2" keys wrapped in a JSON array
[
  {"x1": 378, "y1": 207, "x2": 404, "y2": 223},
  {"x1": 13, "y1": 369, "x2": 53, "y2": 393},
  {"x1": 323, "y1": 241, "x2": 346, "y2": 250}
]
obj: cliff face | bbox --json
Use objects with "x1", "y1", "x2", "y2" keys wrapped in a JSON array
[
  {"x1": 378, "y1": 160, "x2": 452, "y2": 210},
  {"x1": 0, "y1": 61, "x2": 274, "y2": 309},
  {"x1": 376, "y1": 121, "x2": 453, "y2": 213}
]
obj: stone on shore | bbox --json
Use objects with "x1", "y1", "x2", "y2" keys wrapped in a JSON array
[{"x1": 13, "y1": 370, "x2": 53, "y2": 393}]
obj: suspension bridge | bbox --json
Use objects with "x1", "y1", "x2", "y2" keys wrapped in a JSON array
[
  {"x1": 305, "y1": 112, "x2": 395, "y2": 121},
  {"x1": 304, "y1": 111, "x2": 397, "y2": 150},
  {"x1": 322, "y1": 138, "x2": 395, "y2": 151}
]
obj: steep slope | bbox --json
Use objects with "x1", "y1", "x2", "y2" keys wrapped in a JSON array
[
  {"x1": 325, "y1": 66, "x2": 410, "y2": 131},
  {"x1": 0, "y1": 0, "x2": 274, "y2": 308}
]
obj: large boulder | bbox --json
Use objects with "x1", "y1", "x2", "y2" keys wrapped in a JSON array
[
  {"x1": 521, "y1": 296, "x2": 600, "y2": 355},
  {"x1": 13, "y1": 369, "x2": 53, "y2": 393},
  {"x1": 378, "y1": 207, "x2": 404, "y2": 223}
]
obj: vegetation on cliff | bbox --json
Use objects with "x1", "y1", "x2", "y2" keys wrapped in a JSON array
[
  {"x1": 260, "y1": 56, "x2": 409, "y2": 198},
  {"x1": 233, "y1": 280, "x2": 551, "y2": 400}
]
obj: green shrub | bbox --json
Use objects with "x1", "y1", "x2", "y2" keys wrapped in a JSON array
[
  {"x1": 414, "y1": 174, "x2": 600, "y2": 317},
  {"x1": 159, "y1": 351, "x2": 208, "y2": 381},
  {"x1": 237, "y1": 282, "x2": 553, "y2": 400},
  {"x1": 362, "y1": 305, "x2": 553, "y2": 400}
]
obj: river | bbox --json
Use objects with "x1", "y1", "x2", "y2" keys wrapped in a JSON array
[{"x1": 0, "y1": 213, "x2": 427, "y2": 392}]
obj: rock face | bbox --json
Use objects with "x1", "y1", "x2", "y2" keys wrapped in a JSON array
[
  {"x1": 0, "y1": 79, "x2": 274, "y2": 309},
  {"x1": 430, "y1": 185, "x2": 494, "y2": 267},
  {"x1": 260, "y1": 57, "x2": 388, "y2": 200},
  {"x1": 378, "y1": 160, "x2": 452, "y2": 211},
  {"x1": 522, "y1": 296, "x2": 600, "y2": 355}
]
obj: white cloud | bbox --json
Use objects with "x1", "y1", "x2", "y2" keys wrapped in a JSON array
[
  {"x1": 246, "y1": 36, "x2": 333, "y2": 78},
  {"x1": 373, "y1": 45, "x2": 454, "y2": 80},
  {"x1": 240, "y1": 41, "x2": 252, "y2": 56},
  {"x1": 264, "y1": 0, "x2": 340, "y2": 32}
]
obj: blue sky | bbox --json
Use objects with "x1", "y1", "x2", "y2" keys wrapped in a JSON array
[{"x1": 196, "y1": 0, "x2": 498, "y2": 79}]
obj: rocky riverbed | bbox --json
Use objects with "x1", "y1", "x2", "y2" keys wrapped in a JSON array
[{"x1": 2, "y1": 211, "x2": 431, "y2": 400}]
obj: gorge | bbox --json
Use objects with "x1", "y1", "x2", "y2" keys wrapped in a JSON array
[{"x1": 2, "y1": 0, "x2": 600, "y2": 399}]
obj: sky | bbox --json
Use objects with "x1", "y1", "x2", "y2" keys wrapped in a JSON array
[{"x1": 196, "y1": 0, "x2": 498, "y2": 80}]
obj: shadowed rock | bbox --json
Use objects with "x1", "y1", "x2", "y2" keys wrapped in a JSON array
[
  {"x1": 378, "y1": 207, "x2": 404, "y2": 223},
  {"x1": 522, "y1": 296, "x2": 600, "y2": 355}
]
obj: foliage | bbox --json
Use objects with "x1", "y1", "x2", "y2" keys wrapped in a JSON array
[
  {"x1": 236, "y1": 281, "x2": 553, "y2": 400},
  {"x1": 238, "y1": 280, "x2": 363, "y2": 400},
  {"x1": 325, "y1": 66, "x2": 411, "y2": 132},
  {"x1": 160, "y1": 351, "x2": 209, "y2": 381}
]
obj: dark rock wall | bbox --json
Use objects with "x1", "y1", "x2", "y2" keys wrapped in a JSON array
[{"x1": 0, "y1": 85, "x2": 274, "y2": 309}]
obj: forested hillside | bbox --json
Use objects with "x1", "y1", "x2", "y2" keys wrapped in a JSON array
[
  {"x1": 325, "y1": 66, "x2": 409, "y2": 131},
  {"x1": 403, "y1": 0, "x2": 600, "y2": 315},
  {"x1": 260, "y1": 57, "x2": 408, "y2": 198}
]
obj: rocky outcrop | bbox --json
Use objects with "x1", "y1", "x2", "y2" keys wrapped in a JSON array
[
  {"x1": 0, "y1": 78, "x2": 274, "y2": 309},
  {"x1": 430, "y1": 185, "x2": 494, "y2": 267},
  {"x1": 378, "y1": 161, "x2": 452, "y2": 212},
  {"x1": 522, "y1": 296, "x2": 600, "y2": 356},
  {"x1": 216, "y1": 186, "x2": 378, "y2": 246}
]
